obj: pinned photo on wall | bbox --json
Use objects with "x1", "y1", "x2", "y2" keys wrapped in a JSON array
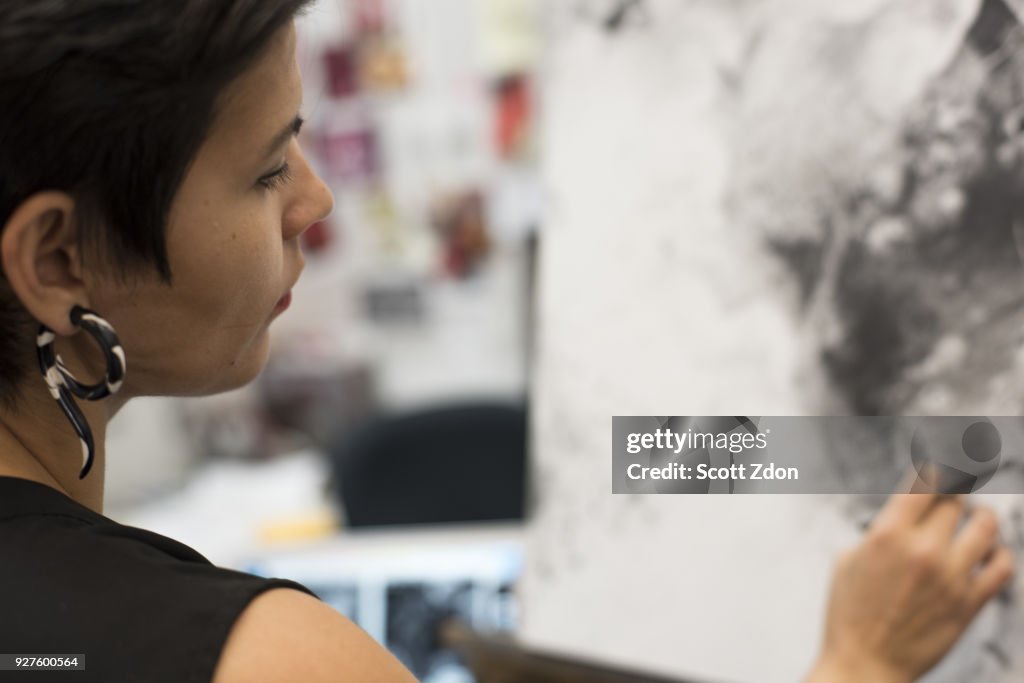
[
  {"x1": 493, "y1": 74, "x2": 532, "y2": 161},
  {"x1": 322, "y1": 43, "x2": 361, "y2": 98}
]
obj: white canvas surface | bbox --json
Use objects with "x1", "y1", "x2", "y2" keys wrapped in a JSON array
[{"x1": 523, "y1": 2, "x2": 1024, "y2": 681}]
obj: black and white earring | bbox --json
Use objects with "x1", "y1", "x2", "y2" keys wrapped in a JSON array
[{"x1": 37, "y1": 305, "x2": 126, "y2": 479}]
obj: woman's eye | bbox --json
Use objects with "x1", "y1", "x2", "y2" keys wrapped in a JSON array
[{"x1": 257, "y1": 162, "x2": 293, "y2": 191}]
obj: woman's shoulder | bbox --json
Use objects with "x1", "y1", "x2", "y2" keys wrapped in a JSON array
[
  {"x1": 212, "y1": 587, "x2": 418, "y2": 683},
  {"x1": 0, "y1": 501, "x2": 346, "y2": 681},
  {"x1": 0, "y1": 479, "x2": 416, "y2": 682}
]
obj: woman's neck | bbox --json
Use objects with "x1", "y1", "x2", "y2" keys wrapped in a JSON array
[{"x1": 0, "y1": 383, "x2": 112, "y2": 514}]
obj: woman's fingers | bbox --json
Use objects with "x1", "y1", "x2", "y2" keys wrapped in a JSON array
[
  {"x1": 950, "y1": 505, "x2": 1001, "y2": 577},
  {"x1": 872, "y1": 468, "x2": 954, "y2": 532},
  {"x1": 948, "y1": 505, "x2": 1014, "y2": 618},
  {"x1": 816, "y1": 489, "x2": 1016, "y2": 683},
  {"x1": 967, "y1": 545, "x2": 1015, "y2": 613},
  {"x1": 872, "y1": 488, "x2": 936, "y2": 533},
  {"x1": 918, "y1": 495, "x2": 966, "y2": 541}
]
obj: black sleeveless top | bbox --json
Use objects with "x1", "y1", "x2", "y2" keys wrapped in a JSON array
[{"x1": 0, "y1": 476, "x2": 319, "y2": 682}]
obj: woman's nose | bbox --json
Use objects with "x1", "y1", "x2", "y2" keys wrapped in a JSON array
[{"x1": 283, "y1": 147, "x2": 334, "y2": 241}]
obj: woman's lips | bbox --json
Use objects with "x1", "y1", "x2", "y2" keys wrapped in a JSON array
[{"x1": 273, "y1": 290, "x2": 292, "y2": 314}]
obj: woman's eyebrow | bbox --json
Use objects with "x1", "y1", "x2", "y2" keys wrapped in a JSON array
[{"x1": 260, "y1": 114, "x2": 304, "y2": 162}]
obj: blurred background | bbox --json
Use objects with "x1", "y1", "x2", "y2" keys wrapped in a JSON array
[
  {"x1": 108, "y1": 2, "x2": 540, "y2": 682},
  {"x1": 103, "y1": 1, "x2": 1024, "y2": 682}
]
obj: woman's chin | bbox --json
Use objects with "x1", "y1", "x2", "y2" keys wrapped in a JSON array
[
  {"x1": 225, "y1": 328, "x2": 273, "y2": 389},
  {"x1": 177, "y1": 329, "x2": 273, "y2": 397}
]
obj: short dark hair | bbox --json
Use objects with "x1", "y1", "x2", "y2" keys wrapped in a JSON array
[{"x1": 0, "y1": 0, "x2": 313, "y2": 410}]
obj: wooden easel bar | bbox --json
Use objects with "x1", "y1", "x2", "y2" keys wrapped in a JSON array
[{"x1": 441, "y1": 621, "x2": 710, "y2": 683}]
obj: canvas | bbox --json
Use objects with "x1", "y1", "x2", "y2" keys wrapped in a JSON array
[{"x1": 525, "y1": 1, "x2": 1024, "y2": 681}]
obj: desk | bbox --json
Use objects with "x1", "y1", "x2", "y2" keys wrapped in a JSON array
[{"x1": 247, "y1": 523, "x2": 523, "y2": 681}]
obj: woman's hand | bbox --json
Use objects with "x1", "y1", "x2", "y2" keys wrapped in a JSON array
[{"x1": 806, "y1": 489, "x2": 1015, "y2": 683}]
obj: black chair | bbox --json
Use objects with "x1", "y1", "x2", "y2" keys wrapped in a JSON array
[{"x1": 329, "y1": 400, "x2": 528, "y2": 527}]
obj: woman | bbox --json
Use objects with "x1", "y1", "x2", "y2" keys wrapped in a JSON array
[{"x1": 0, "y1": 2, "x2": 1013, "y2": 682}]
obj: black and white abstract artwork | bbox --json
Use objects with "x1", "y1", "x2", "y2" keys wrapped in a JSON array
[{"x1": 527, "y1": 1, "x2": 1024, "y2": 681}]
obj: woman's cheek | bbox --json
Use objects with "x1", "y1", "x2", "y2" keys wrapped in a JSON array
[{"x1": 247, "y1": 252, "x2": 285, "y2": 313}]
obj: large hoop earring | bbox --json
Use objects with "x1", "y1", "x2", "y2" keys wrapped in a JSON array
[{"x1": 36, "y1": 305, "x2": 126, "y2": 479}]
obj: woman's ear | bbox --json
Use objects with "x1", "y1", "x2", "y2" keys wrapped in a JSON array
[{"x1": 0, "y1": 191, "x2": 87, "y2": 336}]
